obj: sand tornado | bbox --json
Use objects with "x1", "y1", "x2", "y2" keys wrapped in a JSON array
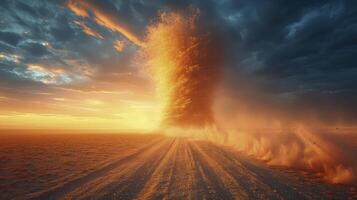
[{"x1": 143, "y1": 10, "x2": 222, "y2": 131}]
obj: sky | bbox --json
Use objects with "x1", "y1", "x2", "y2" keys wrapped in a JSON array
[{"x1": 0, "y1": 0, "x2": 357, "y2": 130}]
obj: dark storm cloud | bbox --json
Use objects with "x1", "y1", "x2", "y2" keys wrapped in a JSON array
[
  {"x1": 226, "y1": 0, "x2": 357, "y2": 78},
  {"x1": 0, "y1": 31, "x2": 23, "y2": 46},
  {"x1": 0, "y1": 0, "x2": 357, "y2": 124},
  {"x1": 21, "y1": 42, "x2": 49, "y2": 56},
  {"x1": 15, "y1": 1, "x2": 38, "y2": 18},
  {"x1": 50, "y1": 16, "x2": 76, "y2": 42},
  {"x1": 203, "y1": 0, "x2": 357, "y2": 125}
]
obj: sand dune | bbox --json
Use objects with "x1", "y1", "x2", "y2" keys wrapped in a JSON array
[{"x1": 10, "y1": 137, "x2": 353, "y2": 200}]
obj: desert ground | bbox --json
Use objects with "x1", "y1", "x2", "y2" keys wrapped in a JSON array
[{"x1": 0, "y1": 133, "x2": 356, "y2": 200}]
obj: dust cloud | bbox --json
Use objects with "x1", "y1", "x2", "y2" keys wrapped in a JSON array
[{"x1": 142, "y1": 10, "x2": 222, "y2": 130}]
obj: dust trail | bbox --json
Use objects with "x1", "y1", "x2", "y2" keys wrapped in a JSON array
[
  {"x1": 142, "y1": 10, "x2": 222, "y2": 130},
  {"x1": 220, "y1": 124, "x2": 357, "y2": 185},
  {"x1": 215, "y1": 91, "x2": 357, "y2": 185}
]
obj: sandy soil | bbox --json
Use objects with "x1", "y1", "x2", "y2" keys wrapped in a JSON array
[
  {"x1": 0, "y1": 133, "x2": 162, "y2": 199},
  {"x1": 0, "y1": 134, "x2": 356, "y2": 200}
]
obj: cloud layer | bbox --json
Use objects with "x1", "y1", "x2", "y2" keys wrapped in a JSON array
[{"x1": 0, "y1": 0, "x2": 357, "y2": 128}]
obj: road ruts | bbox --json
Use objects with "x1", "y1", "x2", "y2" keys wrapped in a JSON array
[{"x1": 26, "y1": 138, "x2": 356, "y2": 200}]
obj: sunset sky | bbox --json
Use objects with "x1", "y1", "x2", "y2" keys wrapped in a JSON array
[{"x1": 1, "y1": 0, "x2": 357, "y2": 130}]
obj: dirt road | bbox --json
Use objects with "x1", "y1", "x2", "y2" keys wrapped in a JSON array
[{"x1": 27, "y1": 138, "x2": 355, "y2": 200}]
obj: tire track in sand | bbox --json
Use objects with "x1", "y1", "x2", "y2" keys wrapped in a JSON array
[
  {"x1": 27, "y1": 138, "x2": 172, "y2": 200},
  {"x1": 26, "y1": 137, "x2": 355, "y2": 200},
  {"x1": 65, "y1": 138, "x2": 176, "y2": 199},
  {"x1": 136, "y1": 138, "x2": 198, "y2": 200}
]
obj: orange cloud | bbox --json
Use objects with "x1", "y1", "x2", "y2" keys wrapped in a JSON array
[
  {"x1": 23, "y1": 64, "x2": 89, "y2": 85},
  {"x1": 27, "y1": 64, "x2": 65, "y2": 75},
  {"x1": 92, "y1": 12, "x2": 143, "y2": 46},
  {"x1": 67, "y1": 0, "x2": 143, "y2": 46},
  {"x1": 113, "y1": 40, "x2": 126, "y2": 52},
  {"x1": 67, "y1": 0, "x2": 88, "y2": 17},
  {"x1": 74, "y1": 20, "x2": 103, "y2": 39}
]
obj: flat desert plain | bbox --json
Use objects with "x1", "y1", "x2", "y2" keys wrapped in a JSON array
[{"x1": 0, "y1": 132, "x2": 356, "y2": 200}]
